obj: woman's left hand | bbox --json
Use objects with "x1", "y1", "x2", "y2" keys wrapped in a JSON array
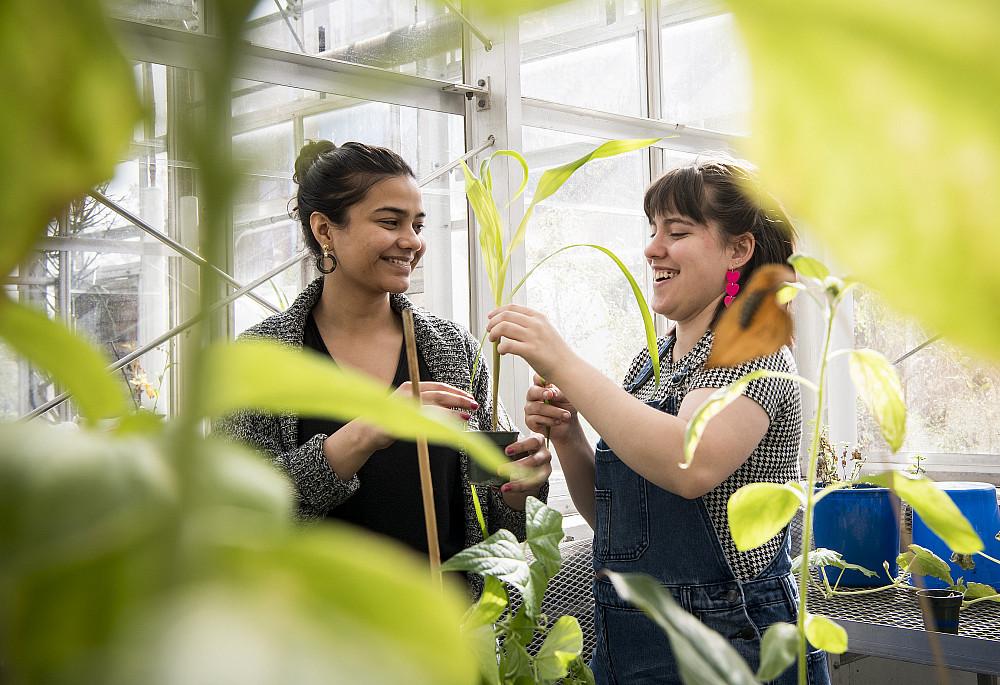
[
  {"x1": 499, "y1": 433, "x2": 552, "y2": 497},
  {"x1": 486, "y1": 304, "x2": 571, "y2": 381}
]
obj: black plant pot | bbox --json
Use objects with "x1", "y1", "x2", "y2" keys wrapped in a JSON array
[
  {"x1": 467, "y1": 431, "x2": 519, "y2": 487},
  {"x1": 916, "y1": 589, "x2": 963, "y2": 634}
]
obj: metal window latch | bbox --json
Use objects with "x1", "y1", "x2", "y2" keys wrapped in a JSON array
[{"x1": 441, "y1": 77, "x2": 490, "y2": 111}]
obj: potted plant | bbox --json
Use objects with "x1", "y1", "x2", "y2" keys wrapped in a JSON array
[
  {"x1": 441, "y1": 496, "x2": 594, "y2": 684},
  {"x1": 811, "y1": 427, "x2": 902, "y2": 587},
  {"x1": 462, "y1": 140, "x2": 661, "y2": 483}
]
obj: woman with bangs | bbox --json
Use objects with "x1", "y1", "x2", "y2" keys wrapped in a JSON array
[{"x1": 486, "y1": 159, "x2": 831, "y2": 684}]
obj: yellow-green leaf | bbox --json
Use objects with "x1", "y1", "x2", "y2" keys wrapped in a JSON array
[
  {"x1": 776, "y1": 283, "x2": 802, "y2": 305},
  {"x1": 897, "y1": 544, "x2": 954, "y2": 586},
  {"x1": 866, "y1": 472, "x2": 983, "y2": 554},
  {"x1": 804, "y1": 614, "x2": 848, "y2": 654},
  {"x1": 202, "y1": 340, "x2": 506, "y2": 475},
  {"x1": 848, "y1": 349, "x2": 906, "y2": 452},
  {"x1": 756, "y1": 622, "x2": 798, "y2": 682},
  {"x1": 965, "y1": 582, "x2": 1000, "y2": 601},
  {"x1": 0, "y1": 0, "x2": 143, "y2": 277},
  {"x1": 729, "y1": 0, "x2": 1000, "y2": 362},
  {"x1": 535, "y1": 616, "x2": 584, "y2": 681},
  {"x1": 0, "y1": 298, "x2": 127, "y2": 423},
  {"x1": 788, "y1": 254, "x2": 830, "y2": 282},
  {"x1": 728, "y1": 482, "x2": 804, "y2": 551}
]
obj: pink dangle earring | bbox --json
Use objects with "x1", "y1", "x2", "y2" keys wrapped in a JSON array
[{"x1": 724, "y1": 268, "x2": 741, "y2": 307}]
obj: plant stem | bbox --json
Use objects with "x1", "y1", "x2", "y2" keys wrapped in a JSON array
[
  {"x1": 797, "y1": 300, "x2": 837, "y2": 685},
  {"x1": 491, "y1": 341, "x2": 501, "y2": 431}
]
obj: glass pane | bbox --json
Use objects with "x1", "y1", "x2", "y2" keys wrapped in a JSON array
[
  {"x1": 245, "y1": 0, "x2": 463, "y2": 82},
  {"x1": 854, "y1": 289, "x2": 1000, "y2": 455},
  {"x1": 520, "y1": 0, "x2": 645, "y2": 116},
  {"x1": 660, "y1": 3, "x2": 751, "y2": 134},
  {"x1": 521, "y1": 126, "x2": 650, "y2": 518},
  {"x1": 106, "y1": 0, "x2": 201, "y2": 31},
  {"x1": 231, "y1": 83, "x2": 469, "y2": 335}
]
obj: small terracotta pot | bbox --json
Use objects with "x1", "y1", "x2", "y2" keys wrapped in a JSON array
[
  {"x1": 467, "y1": 431, "x2": 519, "y2": 487},
  {"x1": 916, "y1": 588, "x2": 963, "y2": 634}
]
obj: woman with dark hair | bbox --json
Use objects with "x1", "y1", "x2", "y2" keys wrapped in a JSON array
[
  {"x1": 486, "y1": 160, "x2": 831, "y2": 684},
  {"x1": 220, "y1": 140, "x2": 549, "y2": 568}
]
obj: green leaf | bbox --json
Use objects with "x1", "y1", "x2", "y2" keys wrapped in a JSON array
[
  {"x1": 788, "y1": 254, "x2": 830, "y2": 281},
  {"x1": 440, "y1": 530, "x2": 536, "y2": 612},
  {"x1": 462, "y1": 162, "x2": 505, "y2": 304},
  {"x1": 604, "y1": 572, "x2": 759, "y2": 685},
  {"x1": 461, "y1": 575, "x2": 508, "y2": 631},
  {"x1": 564, "y1": 657, "x2": 596, "y2": 685},
  {"x1": 0, "y1": 0, "x2": 143, "y2": 278},
  {"x1": 525, "y1": 496, "x2": 564, "y2": 582},
  {"x1": 728, "y1": 482, "x2": 804, "y2": 551},
  {"x1": 804, "y1": 614, "x2": 848, "y2": 654},
  {"x1": 0, "y1": 298, "x2": 127, "y2": 423},
  {"x1": 965, "y1": 582, "x2": 1000, "y2": 601},
  {"x1": 792, "y1": 548, "x2": 877, "y2": 578},
  {"x1": 505, "y1": 604, "x2": 536, "y2": 647},
  {"x1": 897, "y1": 544, "x2": 955, "y2": 586},
  {"x1": 848, "y1": 349, "x2": 906, "y2": 452},
  {"x1": 535, "y1": 616, "x2": 584, "y2": 682},
  {"x1": 756, "y1": 622, "x2": 798, "y2": 682},
  {"x1": 500, "y1": 639, "x2": 533, "y2": 683},
  {"x1": 776, "y1": 283, "x2": 803, "y2": 305},
  {"x1": 866, "y1": 472, "x2": 983, "y2": 554},
  {"x1": 512, "y1": 243, "x2": 660, "y2": 385},
  {"x1": 728, "y1": 0, "x2": 1000, "y2": 362},
  {"x1": 203, "y1": 340, "x2": 506, "y2": 478},
  {"x1": 489, "y1": 149, "x2": 530, "y2": 207},
  {"x1": 468, "y1": 624, "x2": 502, "y2": 685}
]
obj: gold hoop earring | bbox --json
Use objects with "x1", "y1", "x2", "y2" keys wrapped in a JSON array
[{"x1": 316, "y1": 245, "x2": 337, "y2": 274}]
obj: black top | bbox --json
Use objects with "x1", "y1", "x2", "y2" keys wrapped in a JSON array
[{"x1": 296, "y1": 313, "x2": 467, "y2": 562}]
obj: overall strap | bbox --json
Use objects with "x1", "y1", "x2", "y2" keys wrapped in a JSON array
[{"x1": 625, "y1": 336, "x2": 674, "y2": 393}]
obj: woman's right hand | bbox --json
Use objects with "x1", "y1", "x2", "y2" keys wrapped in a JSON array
[
  {"x1": 367, "y1": 381, "x2": 479, "y2": 451},
  {"x1": 524, "y1": 373, "x2": 579, "y2": 441}
]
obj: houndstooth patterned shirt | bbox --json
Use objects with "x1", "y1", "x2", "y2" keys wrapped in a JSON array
[{"x1": 623, "y1": 330, "x2": 802, "y2": 581}]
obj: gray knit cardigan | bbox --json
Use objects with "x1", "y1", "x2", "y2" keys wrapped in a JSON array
[{"x1": 216, "y1": 277, "x2": 546, "y2": 545}]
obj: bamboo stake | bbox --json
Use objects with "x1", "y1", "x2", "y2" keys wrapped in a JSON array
[{"x1": 401, "y1": 309, "x2": 442, "y2": 582}]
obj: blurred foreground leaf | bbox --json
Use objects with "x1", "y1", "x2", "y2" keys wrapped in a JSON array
[
  {"x1": 0, "y1": 0, "x2": 142, "y2": 277},
  {"x1": 730, "y1": 0, "x2": 1000, "y2": 360}
]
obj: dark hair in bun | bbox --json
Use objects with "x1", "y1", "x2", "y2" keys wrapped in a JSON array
[{"x1": 290, "y1": 140, "x2": 415, "y2": 257}]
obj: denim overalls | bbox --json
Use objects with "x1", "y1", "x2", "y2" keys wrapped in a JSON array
[{"x1": 590, "y1": 338, "x2": 831, "y2": 685}]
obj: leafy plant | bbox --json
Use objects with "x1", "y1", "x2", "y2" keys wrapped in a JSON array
[
  {"x1": 442, "y1": 496, "x2": 594, "y2": 685},
  {"x1": 898, "y1": 544, "x2": 1000, "y2": 608},
  {"x1": 814, "y1": 424, "x2": 866, "y2": 485},
  {"x1": 611, "y1": 255, "x2": 985, "y2": 685},
  {"x1": 463, "y1": 141, "x2": 661, "y2": 429}
]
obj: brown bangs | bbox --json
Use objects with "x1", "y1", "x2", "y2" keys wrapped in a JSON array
[{"x1": 643, "y1": 166, "x2": 710, "y2": 224}]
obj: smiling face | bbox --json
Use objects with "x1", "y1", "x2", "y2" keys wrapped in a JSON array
[
  {"x1": 645, "y1": 212, "x2": 737, "y2": 324},
  {"x1": 311, "y1": 175, "x2": 426, "y2": 295}
]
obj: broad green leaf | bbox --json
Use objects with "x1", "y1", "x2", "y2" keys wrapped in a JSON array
[
  {"x1": 965, "y1": 582, "x2": 1000, "y2": 601},
  {"x1": 0, "y1": 0, "x2": 143, "y2": 278},
  {"x1": 564, "y1": 657, "x2": 597, "y2": 685},
  {"x1": 505, "y1": 604, "x2": 535, "y2": 647},
  {"x1": 203, "y1": 340, "x2": 506, "y2": 476},
  {"x1": 512, "y1": 243, "x2": 660, "y2": 386},
  {"x1": 525, "y1": 496, "x2": 565, "y2": 583},
  {"x1": 605, "y1": 572, "x2": 759, "y2": 685},
  {"x1": 788, "y1": 254, "x2": 830, "y2": 281},
  {"x1": 440, "y1": 530, "x2": 536, "y2": 611},
  {"x1": 776, "y1": 283, "x2": 802, "y2": 304},
  {"x1": 468, "y1": 624, "x2": 502, "y2": 685},
  {"x1": 897, "y1": 544, "x2": 954, "y2": 586},
  {"x1": 461, "y1": 575, "x2": 508, "y2": 631},
  {"x1": 866, "y1": 472, "x2": 983, "y2": 554},
  {"x1": 848, "y1": 349, "x2": 906, "y2": 452},
  {"x1": 0, "y1": 298, "x2": 127, "y2": 423},
  {"x1": 756, "y1": 622, "x2": 798, "y2": 682},
  {"x1": 804, "y1": 614, "x2": 848, "y2": 654},
  {"x1": 535, "y1": 616, "x2": 584, "y2": 682},
  {"x1": 728, "y1": 482, "x2": 804, "y2": 551},
  {"x1": 500, "y1": 639, "x2": 533, "y2": 683},
  {"x1": 792, "y1": 548, "x2": 877, "y2": 578},
  {"x1": 728, "y1": 0, "x2": 1000, "y2": 362}
]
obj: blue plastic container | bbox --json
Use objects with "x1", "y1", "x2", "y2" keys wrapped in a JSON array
[
  {"x1": 912, "y1": 481, "x2": 1000, "y2": 589},
  {"x1": 812, "y1": 484, "x2": 900, "y2": 587}
]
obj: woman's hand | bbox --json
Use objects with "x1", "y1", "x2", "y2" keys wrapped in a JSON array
[
  {"x1": 367, "y1": 381, "x2": 478, "y2": 451},
  {"x1": 525, "y1": 373, "x2": 580, "y2": 441},
  {"x1": 498, "y1": 433, "x2": 552, "y2": 509},
  {"x1": 486, "y1": 304, "x2": 573, "y2": 381}
]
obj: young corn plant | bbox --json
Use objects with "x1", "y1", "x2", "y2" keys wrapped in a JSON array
[
  {"x1": 606, "y1": 254, "x2": 984, "y2": 685},
  {"x1": 463, "y1": 140, "x2": 662, "y2": 430}
]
